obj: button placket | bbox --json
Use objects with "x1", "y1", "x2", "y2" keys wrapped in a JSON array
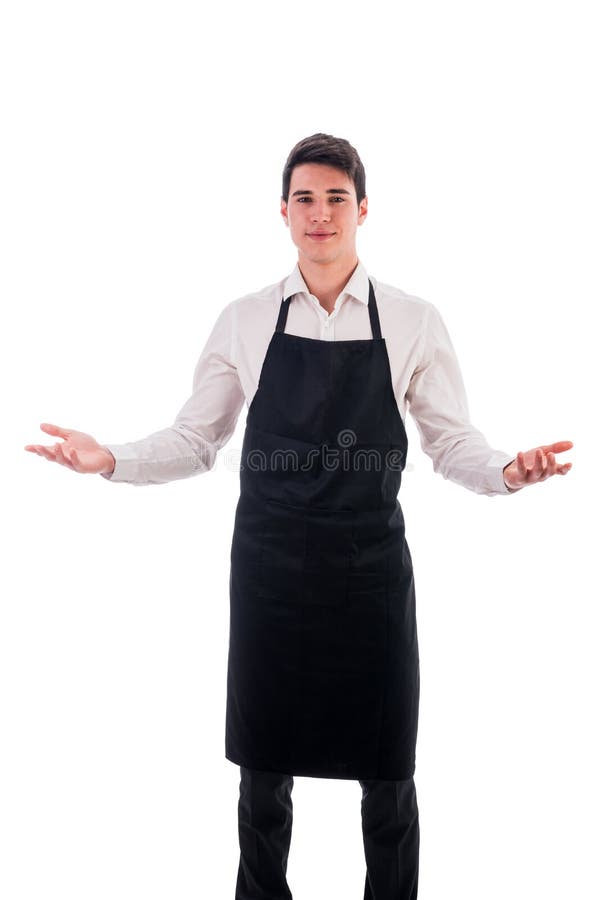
[{"x1": 323, "y1": 317, "x2": 335, "y2": 341}]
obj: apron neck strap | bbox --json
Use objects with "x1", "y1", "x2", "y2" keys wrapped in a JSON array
[
  {"x1": 275, "y1": 295, "x2": 292, "y2": 333},
  {"x1": 367, "y1": 279, "x2": 382, "y2": 339},
  {"x1": 275, "y1": 278, "x2": 382, "y2": 339}
]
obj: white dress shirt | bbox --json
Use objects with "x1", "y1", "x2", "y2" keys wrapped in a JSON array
[{"x1": 101, "y1": 261, "x2": 514, "y2": 495}]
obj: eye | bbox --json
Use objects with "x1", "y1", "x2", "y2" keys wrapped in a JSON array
[
  {"x1": 330, "y1": 196, "x2": 345, "y2": 202},
  {"x1": 296, "y1": 196, "x2": 312, "y2": 203}
]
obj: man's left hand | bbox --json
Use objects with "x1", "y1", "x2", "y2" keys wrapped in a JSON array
[{"x1": 503, "y1": 441, "x2": 573, "y2": 492}]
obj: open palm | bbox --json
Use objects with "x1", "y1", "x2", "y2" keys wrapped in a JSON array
[
  {"x1": 503, "y1": 440, "x2": 573, "y2": 491},
  {"x1": 24, "y1": 422, "x2": 114, "y2": 475}
]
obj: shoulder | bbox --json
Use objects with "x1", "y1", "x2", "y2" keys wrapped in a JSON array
[
  {"x1": 218, "y1": 277, "x2": 285, "y2": 324},
  {"x1": 206, "y1": 279, "x2": 286, "y2": 359},
  {"x1": 369, "y1": 275, "x2": 441, "y2": 329}
]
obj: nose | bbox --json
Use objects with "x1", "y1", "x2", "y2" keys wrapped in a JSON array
[{"x1": 311, "y1": 201, "x2": 331, "y2": 223}]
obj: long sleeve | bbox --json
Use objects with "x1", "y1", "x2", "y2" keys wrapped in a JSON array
[
  {"x1": 406, "y1": 302, "x2": 514, "y2": 496},
  {"x1": 101, "y1": 301, "x2": 245, "y2": 485}
]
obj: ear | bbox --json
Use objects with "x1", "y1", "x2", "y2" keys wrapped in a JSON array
[
  {"x1": 357, "y1": 195, "x2": 368, "y2": 226},
  {"x1": 280, "y1": 197, "x2": 289, "y2": 227}
]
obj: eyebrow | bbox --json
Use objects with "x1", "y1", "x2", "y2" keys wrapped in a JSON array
[{"x1": 291, "y1": 188, "x2": 352, "y2": 197}]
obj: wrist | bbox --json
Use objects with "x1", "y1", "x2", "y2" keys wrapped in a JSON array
[
  {"x1": 101, "y1": 447, "x2": 116, "y2": 475},
  {"x1": 503, "y1": 460, "x2": 520, "y2": 493}
]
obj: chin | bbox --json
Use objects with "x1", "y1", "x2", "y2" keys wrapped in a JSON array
[
  {"x1": 303, "y1": 253, "x2": 334, "y2": 266},
  {"x1": 300, "y1": 245, "x2": 336, "y2": 263}
]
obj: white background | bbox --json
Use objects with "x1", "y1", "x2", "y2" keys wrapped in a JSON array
[{"x1": 2, "y1": 1, "x2": 598, "y2": 898}]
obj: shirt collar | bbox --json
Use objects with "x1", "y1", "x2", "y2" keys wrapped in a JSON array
[{"x1": 282, "y1": 260, "x2": 370, "y2": 306}]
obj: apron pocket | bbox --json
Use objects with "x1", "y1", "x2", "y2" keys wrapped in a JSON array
[{"x1": 257, "y1": 505, "x2": 356, "y2": 609}]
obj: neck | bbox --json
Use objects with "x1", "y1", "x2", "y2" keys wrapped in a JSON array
[{"x1": 297, "y1": 256, "x2": 359, "y2": 314}]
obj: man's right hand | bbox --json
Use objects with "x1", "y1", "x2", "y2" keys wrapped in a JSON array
[{"x1": 24, "y1": 423, "x2": 115, "y2": 475}]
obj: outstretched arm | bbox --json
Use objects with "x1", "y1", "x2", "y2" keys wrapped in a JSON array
[
  {"x1": 25, "y1": 301, "x2": 246, "y2": 486},
  {"x1": 502, "y1": 441, "x2": 573, "y2": 492}
]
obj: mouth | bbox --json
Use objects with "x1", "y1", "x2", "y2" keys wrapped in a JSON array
[{"x1": 307, "y1": 231, "x2": 336, "y2": 242}]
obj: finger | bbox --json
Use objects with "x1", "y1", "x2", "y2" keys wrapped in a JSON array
[
  {"x1": 517, "y1": 452, "x2": 528, "y2": 479},
  {"x1": 532, "y1": 448, "x2": 547, "y2": 481},
  {"x1": 69, "y1": 448, "x2": 82, "y2": 472},
  {"x1": 32, "y1": 445, "x2": 59, "y2": 462},
  {"x1": 55, "y1": 443, "x2": 74, "y2": 470},
  {"x1": 545, "y1": 451, "x2": 557, "y2": 479},
  {"x1": 61, "y1": 444, "x2": 74, "y2": 463},
  {"x1": 556, "y1": 463, "x2": 572, "y2": 475},
  {"x1": 40, "y1": 422, "x2": 71, "y2": 440},
  {"x1": 25, "y1": 444, "x2": 52, "y2": 453},
  {"x1": 541, "y1": 440, "x2": 573, "y2": 454}
]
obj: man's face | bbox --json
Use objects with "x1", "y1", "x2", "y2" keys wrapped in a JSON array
[{"x1": 280, "y1": 163, "x2": 368, "y2": 268}]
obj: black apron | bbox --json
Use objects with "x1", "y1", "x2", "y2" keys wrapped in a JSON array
[{"x1": 225, "y1": 279, "x2": 419, "y2": 781}]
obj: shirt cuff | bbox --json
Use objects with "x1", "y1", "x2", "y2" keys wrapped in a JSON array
[
  {"x1": 99, "y1": 444, "x2": 139, "y2": 483},
  {"x1": 495, "y1": 455, "x2": 517, "y2": 495}
]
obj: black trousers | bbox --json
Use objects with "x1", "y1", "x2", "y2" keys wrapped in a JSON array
[{"x1": 235, "y1": 766, "x2": 419, "y2": 899}]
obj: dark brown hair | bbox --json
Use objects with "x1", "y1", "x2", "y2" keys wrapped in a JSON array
[{"x1": 281, "y1": 133, "x2": 366, "y2": 204}]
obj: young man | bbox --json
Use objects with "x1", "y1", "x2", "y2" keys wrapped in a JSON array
[{"x1": 25, "y1": 133, "x2": 572, "y2": 899}]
